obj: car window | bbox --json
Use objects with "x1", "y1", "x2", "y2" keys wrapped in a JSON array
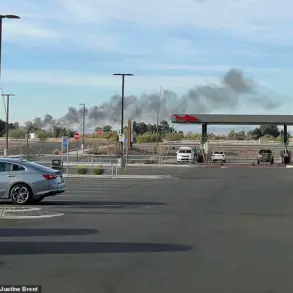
[
  {"x1": 213, "y1": 152, "x2": 224, "y2": 154},
  {"x1": 0, "y1": 162, "x2": 12, "y2": 172},
  {"x1": 23, "y1": 161, "x2": 56, "y2": 173},
  {"x1": 0, "y1": 163, "x2": 26, "y2": 172},
  {"x1": 12, "y1": 164, "x2": 25, "y2": 171},
  {"x1": 259, "y1": 149, "x2": 272, "y2": 154}
]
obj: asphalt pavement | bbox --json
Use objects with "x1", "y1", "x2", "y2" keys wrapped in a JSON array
[{"x1": 2, "y1": 168, "x2": 293, "y2": 292}]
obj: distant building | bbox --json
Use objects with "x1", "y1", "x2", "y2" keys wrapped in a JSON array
[{"x1": 29, "y1": 132, "x2": 38, "y2": 139}]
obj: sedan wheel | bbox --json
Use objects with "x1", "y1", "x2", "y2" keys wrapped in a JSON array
[{"x1": 10, "y1": 184, "x2": 32, "y2": 205}]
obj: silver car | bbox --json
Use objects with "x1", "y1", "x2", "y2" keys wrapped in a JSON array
[{"x1": 0, "y1": 158, "x2": 65, "y2": 205}]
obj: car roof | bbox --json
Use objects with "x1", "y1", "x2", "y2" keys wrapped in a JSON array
[
  {"x1": 0, "y1": 157, "x2": 25, "y2": 164},
  {"x1": 0, "y1": 158, "x2": 56, "y2": 173}
]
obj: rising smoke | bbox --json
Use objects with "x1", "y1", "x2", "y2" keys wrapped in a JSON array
[{"x1": 29, "y1": 68, "x2": 280, "y2": 131}]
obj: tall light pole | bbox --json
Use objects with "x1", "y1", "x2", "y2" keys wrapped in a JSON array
[
  {"x1": 79, "y1": 103, "x2": 85, "y2": 150},
  {"x1": 113, "y1": 73, "x2": 134, "y2": 154},
  {"x1": 2, "y1": 93, "x2": 14, "y2": 157},
  {"x1": 0, "y1": 15, "x2": 20, "y2": 79},
  {"x1": 156, "y1": 86, "x2": 162, "y2": 149}
]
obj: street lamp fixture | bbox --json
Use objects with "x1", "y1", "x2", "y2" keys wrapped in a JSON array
[
  {"x1": 113, "y1": 73, "x2": 134, "y2": 154},
  {"x1": 79, "y1": 103, "x2": 86, "y2": 150},
  {"x1": 2, "y1": 93, "x2": 15, "y2": 157},
  {"x1": 1, "y1": 15, "x2": 21, "y2": 19},
  {"x1": 0, "y1": 14, "x2": 20, "y2": 79}
]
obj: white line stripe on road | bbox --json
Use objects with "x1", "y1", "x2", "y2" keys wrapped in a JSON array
[
  {"x1": 63, "y1": 174, "x2": 178, "y2": 179},
  {"x1": 0, "y1": 213, "x2": 65, "y2": 219}
]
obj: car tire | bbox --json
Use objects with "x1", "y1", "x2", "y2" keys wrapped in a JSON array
[
  {"x1": 29, "y1": 196, "x2": 45, "y2": 204},
  {"x1": 10, "y1": 183, "x2": 32, "y2": 205}
]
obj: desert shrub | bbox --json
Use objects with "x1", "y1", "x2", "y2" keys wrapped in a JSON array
[
  {"x1": 143, "y1": 157, "x2": 157, "y2": 164},
  {"x1": 136, "y1": 132, "x2": 161, "y2": 143},
  {"x1": 93, "y1": 166, "x2": 104, "y2": 175},
  {"x1": 53, "y1": 149, "x2": 60, "y2": 155},
  {"x1": 77, "y1": 167, "x2": 88, "y2": 174},
  {"x1": 165, "y1": 132, "x2": 184, "y2": 141}
]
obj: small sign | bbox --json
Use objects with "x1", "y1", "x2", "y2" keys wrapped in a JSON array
[
  {"x1": 62, "y1": 136, "x2": 68, "y2": 148},
  {"x1": 74, "y1": 132, "x2": 80, "y2": 140},
  {"x1": 97, "y1": 129, "x2": 103, "y2": 135},
  {"x1": 119, "y1": 134, "x2": 125, "y2": 142}
]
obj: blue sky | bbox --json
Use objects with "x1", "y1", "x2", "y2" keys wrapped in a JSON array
[{"x1": 2, "y1": 0, "x2": 293, "y2": 131}]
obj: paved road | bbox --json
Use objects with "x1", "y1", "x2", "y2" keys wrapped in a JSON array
[{"x1": 2, "y1": 168, "x2": 293, "y2": 292}]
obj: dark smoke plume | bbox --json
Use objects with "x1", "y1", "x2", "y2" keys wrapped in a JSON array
[{"x1": 29, "y1": 68, "x2": 281, "y2": 131}]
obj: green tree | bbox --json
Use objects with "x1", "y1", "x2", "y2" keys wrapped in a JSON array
[
  {"x1": 227, "y1": 130, "x2": 236, "y2": 139},
  {"x1": 9, "y1": 128, "x2": 25, "y2": 139},
  {"x1": 103, "y1": 125, "x2": 112, "y2": 132},
  {"x1": 52, "y1": 126, "x2": 74, "y2": 138},
  {"x1": 37, "y1": 129, "x2": 51, "y2": 141},
  {"x1": 135, "y1": 122, "x2": 148, "y2": 135},
  {"x1": 247, "y1": 127, "x2": 262, "y2": 140},
  {"x1": 160, "y1": 120, "x2": 170, "y2": 133},
  {"x1": 278, "y1": 130, "x2": 291, "y2": 144},
  {"x1": 260, "y1": 124, "x2": 280, "y2": 138},
  {"x1": 235, "y1": 130, "x2": 246, "y2": 140}
]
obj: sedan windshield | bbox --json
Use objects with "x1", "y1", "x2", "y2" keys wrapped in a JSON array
[{"x1": 179, "y1": 149, "x2": 192, "y2": 153}]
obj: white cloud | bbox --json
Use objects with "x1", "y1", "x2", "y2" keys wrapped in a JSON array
[
  {"x1": 3, "y1": 21, "x2": 62, "y2": 42},
  {"x1": 140, "y1": 63, "x2": 293, "y2": 74},
  {"x1": 2, "y1": 69, "x2": 220, "y2": 91},
  {"x1": 2, "y1": 0, "x2": 293, "y2": 55},
  {"x1": 56, "y1": 0, "x2": 293, "y2": 41}
]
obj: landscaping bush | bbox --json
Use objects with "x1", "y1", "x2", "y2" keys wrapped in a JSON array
[
  {"x1": 136, "y1": 132, "x2": 161, "y2": 143},
  {"x1": 143, "y1": 157, "x2": 157, "y2": 164},
  {"x1": 93, "y1": 166, "x2": 104, "y2": 175},
  {"x1": 77, "y1": 167, "x2": 88, "y2": 174},
  {"x1": 53, "y1": 149, "x2": 60, "y2": 155},
  {"x1": 165, "y1": 132, "x2": 184, "y2": 141}
]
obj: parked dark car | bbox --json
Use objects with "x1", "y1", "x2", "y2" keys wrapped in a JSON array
[{"x1": 257, "y1": 149, "x2": 274, "y2": 164}]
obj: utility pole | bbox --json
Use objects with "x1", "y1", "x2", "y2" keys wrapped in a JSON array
[
  {"x1": 2, "y1": 93, "x2": 14, "y2": 157},
  {"x1": 113, "y1": 73, "x2": 134, "y2": 154},
  {"x1": 79, "y1": 103, "x2": 85, "y2": 151},
  {"x1": 156, "y1": 86, "x2": 162, "y2": 150}
]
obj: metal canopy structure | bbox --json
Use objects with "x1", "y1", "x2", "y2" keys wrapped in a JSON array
[{"x1": 171, "y1": 114, "x2": 293, "y2": 125}]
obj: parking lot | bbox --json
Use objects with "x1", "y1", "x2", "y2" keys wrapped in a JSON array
[{"x1": 2, "y1": 167, "x2": 293, "y2": 293}]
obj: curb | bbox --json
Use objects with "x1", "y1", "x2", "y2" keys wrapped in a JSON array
[
  {"x1": 202, "y1": 164, "x2": 288, "y2": 168},
  {"x1": 63, "y1": 174, "x2": 178, "y2": 179},
  {"x1": 286, "y1": 165, "x2": 293, "y2": 168}
]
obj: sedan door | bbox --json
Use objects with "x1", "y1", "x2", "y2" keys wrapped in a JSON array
[{"x1": 0, "y1": 162, "x2": 15, "y2": 198}]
